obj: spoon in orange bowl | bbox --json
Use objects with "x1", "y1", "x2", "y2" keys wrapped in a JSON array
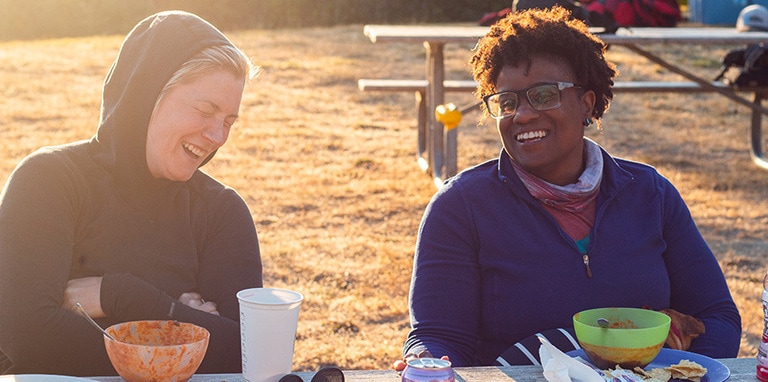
[{"x1": 76, "y1": 302, "x2": 116, "y2": 341}]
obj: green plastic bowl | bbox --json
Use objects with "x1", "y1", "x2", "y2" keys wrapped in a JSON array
[{"x1": 573, "y1": 307, "x2": 671, "y2": 369}]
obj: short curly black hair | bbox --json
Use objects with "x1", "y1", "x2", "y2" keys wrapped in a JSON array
[{"x1": 470, "y1": 6, "x2": 617, "y2": 121}]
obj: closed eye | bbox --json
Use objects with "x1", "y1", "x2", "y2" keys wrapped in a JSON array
[
  {"x1": 194, "y1": 106, "x2": 215, "y2": 116},
  {"x1": 192, "y1": 100, "x2": 238, "y2": 128}
]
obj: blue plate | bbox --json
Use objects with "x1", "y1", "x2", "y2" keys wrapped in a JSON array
[{"x1": 566, "y1": 348, "x2": 730, "y2": 382}]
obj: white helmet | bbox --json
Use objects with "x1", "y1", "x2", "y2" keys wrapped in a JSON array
[{"x1": 737, "y1": 4, "x2": 768, "y2": 32}]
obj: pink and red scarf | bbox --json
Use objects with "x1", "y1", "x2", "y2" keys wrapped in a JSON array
[{"x1": 510, "y1": 139, "x2": 603, "y2": 241}]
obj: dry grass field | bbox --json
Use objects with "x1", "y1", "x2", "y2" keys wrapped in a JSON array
[{"x1": 1, "y1": 24, "x2": 767, "y2": 372}]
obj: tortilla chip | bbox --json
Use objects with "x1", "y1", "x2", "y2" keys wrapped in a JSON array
[
  {"x1": 632, "y1": 366, "x2": 671, "y2": 382},
  {"x1": 665, "y1": 359, "x2": 707, "y2": 381},
  {"x1": 606, "y1": 366, "x2": 646, "y2": 382},
  {"x1": 649, "y1": 367, "x2": 673, "y2": 381},
  {"x1": 633, "y1": 367, "x2": 654, "y2": 378},
  {"x1": 616, "y1": 359, "x2": 705, "y2": 382}
]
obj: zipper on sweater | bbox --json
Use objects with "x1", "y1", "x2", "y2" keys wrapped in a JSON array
[{"x1": 583, "y1": 254, "x2": 593, "y2": 278}]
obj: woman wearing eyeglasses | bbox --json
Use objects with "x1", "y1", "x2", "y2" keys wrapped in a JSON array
[{"x1": 400, "y1": 7, "x2": 741, "y2": 367}]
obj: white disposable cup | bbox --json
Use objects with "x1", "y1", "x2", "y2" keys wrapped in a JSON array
[{"x1": 237, "y1": 287, "x2": 303, "y2": 382}]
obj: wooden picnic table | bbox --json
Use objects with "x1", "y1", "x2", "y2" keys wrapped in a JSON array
[
  {"x1": 89, "y1": 356, "x2": 759, "y2": 381},
  {"x1": 361, "y1": 25, "x2": 768, "y2": 186}
]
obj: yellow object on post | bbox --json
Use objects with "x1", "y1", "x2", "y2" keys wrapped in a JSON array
[{"x1": 435, "y1": 103, "x2": 462, "y2": 130}]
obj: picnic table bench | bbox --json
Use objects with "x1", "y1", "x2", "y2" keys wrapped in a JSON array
[{"x1": 359, "y1": 25, "x2": 768, "y2": 187}]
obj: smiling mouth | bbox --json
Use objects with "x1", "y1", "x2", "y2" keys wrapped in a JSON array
[
  {"x1": 516, "y1": 130, "x2": 548, "y2": 143},
  {"x1": 182, "y1": 142, "x2": 206, "y2": 158}
]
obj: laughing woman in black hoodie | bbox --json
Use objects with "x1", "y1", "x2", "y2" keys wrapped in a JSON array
[{"x1": 0, "y1": 11, "x2": 262, "y2": 376}]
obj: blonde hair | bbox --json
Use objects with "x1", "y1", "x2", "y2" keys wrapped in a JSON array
[{"x1": 155, "y1": 44, "x2": 259, "y2": 108}]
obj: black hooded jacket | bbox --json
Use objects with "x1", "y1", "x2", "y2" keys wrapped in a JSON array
[{"x1": 0, "y1": 11, "x2": 262, "y2": 375}]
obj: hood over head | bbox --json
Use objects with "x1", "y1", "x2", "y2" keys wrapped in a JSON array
[{"x1": 92, "y1": 11, "x2": 236, "y2": 205}]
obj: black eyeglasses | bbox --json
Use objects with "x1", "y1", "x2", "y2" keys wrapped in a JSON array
[{"x1": 483, "y1": 82, "x2": 582, "y2": 120}]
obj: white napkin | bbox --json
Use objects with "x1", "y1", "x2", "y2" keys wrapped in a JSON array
[{"x1": 538, "y1": 337, "x2": 604, "y2": 382}]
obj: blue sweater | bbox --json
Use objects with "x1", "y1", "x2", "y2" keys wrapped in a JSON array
[{"x1": 403, "y1": 146, "x2": 741, "y2": 366}]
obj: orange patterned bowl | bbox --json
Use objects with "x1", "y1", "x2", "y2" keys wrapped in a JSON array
[{"x1": 104, "y1": 320, "x2": 209, "y2": 382}]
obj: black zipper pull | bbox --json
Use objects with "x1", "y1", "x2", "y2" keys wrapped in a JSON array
[{"x1": 583, "y1": 254, "x2": 593, "y2": 278}]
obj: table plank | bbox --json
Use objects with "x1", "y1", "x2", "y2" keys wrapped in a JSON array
[
  {"x1": 606, "y1": 27, "x2": 768, "y2": 44},
  {"x1": 363, "y1": 25, "x2": 486, "y2": 44},
  {"x1": 90, "y1": 357, "x2": 759, "y2": 381},
  {"x1": 364, "y1": 24, "x2": 768, "y2": 46}
]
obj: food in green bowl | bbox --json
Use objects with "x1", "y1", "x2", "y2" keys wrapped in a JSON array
[{"x1": 573, "y1": 307, "x2": 671, "y2": 369}]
